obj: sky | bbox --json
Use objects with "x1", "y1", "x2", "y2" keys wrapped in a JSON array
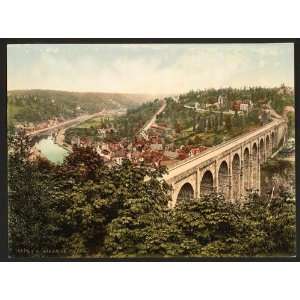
[{"x1": 7, "y1": 43, "x2": 294, "y2": 94}]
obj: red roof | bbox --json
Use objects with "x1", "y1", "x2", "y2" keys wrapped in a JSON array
[
  {"x1": 177, "y1": 153, "x2": 188, "y2": 160},
  {"x1": 189, "y1": 146, "x2": 207, "y2": 156}
]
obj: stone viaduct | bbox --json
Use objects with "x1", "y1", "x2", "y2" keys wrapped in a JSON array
[{"x1": 163, "y1": 118, "x2": 288, "y2": 208}]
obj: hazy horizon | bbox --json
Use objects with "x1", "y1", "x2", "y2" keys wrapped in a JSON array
[
  {"x1": 7, "y1": 43, "x2": 294, "y2": 94},
  {"x1": 7, "y1": 84, "x2": 294, "y2": 96}
]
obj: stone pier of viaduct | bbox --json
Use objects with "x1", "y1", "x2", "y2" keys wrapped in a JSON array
[{"x1": 163, "y1": 119, "x2": 288, "y2": 208}]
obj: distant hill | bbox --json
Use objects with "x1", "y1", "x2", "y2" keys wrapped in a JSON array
[{"x1": 8, "y1": 89, "x2": 159, "y2": 126}]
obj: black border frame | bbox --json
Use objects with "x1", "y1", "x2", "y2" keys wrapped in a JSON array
[{"x1": 0, "y1": 38, "x2": 299, "y2": 262}]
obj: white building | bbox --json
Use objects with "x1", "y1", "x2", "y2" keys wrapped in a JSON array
[
  {"x1": 217, "y1": 95, "x2": 224, "y2": 106},
  {"x1": 240, "y1": 103, "x2": 249, "y2": 112}
]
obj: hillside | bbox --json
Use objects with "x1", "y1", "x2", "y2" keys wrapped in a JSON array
[
  {"x1": 176, "y1": 86, "x2": 294, "y2": 114},
  {"x1": 7, "y1": 89, "x2": 157, "y2": 126}
]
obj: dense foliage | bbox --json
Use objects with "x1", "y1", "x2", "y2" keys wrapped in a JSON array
[
  {"x1": 112, "y1": 99, "x2": 162, "y2": 140},
  {"x1": 8, "y1": 132, "x2": 296, "y2": 258},
  {"x1": 287, "y1": 112, "x2": 295, "y2": 137}
]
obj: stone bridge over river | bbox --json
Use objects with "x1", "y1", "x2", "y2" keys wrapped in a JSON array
[{"x1": 163, "y1": 118, "x2": 288, "y2": 207}]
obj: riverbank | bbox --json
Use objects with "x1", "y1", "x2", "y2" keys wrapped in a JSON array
[{"x1": 53, "y1": 110, "x2": 122, "y2": 151}]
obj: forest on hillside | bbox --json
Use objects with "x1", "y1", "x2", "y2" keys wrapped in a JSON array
[
  {"x1": 155, "y1": 86, "x2": 293, "y2": 147},
  {"x1": 177, "y1": 86, "x2": 294, "y2": 113},
  {"x1": 7, "y1": 89, "x2": 154, "y2": 127}
]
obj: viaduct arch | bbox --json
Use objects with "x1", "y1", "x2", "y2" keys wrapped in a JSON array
[
  {"x1": 164, "y1": 118, "x2": 287, "y2": 208},
  {"x1": 200, "y1": 170, "x2": 214, "y2": 195},
  {"x1": 177, "y1": 182, "x2": 194, "y2": 202},
  {"x1": 218, "y1": 161, "x2": 230, "y2": 200},
  {"x1": 243, "y1": 147, "x2": 250, "y2": 194}
]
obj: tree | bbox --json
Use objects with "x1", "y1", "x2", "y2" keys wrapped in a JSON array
[
  {"x1": 174, "y1": 121, "x2": 182, "y2": 134},
  {"x1": 8, "y1": 130, "x2": 64, "y2": 257},
  {"x1": 239, "y1": 191, "x2": 295, "y2": 256},
  {"x1": 224, "y1": 115, "x2": 232, "y2": 131},
  {"x1": 220, "y1": 110, "x2": 224, "y2": 128},
  {"x1": 192, "y1": 110, "x2": 197, "y2": 132},
  {"x1": 102, "y1": 163, "x2": 171, "y2": 257},
  {"x1": 194, "y1": 135, "x2": 202, "y2": 145},
  {"x1": 172, "y1": 194, "x2": 242, "y2": 256},
  {"x1": 53, "y1": 148, "x2": 171, "y2": 257},
  {"x1": 287, "y1": 112, "x2": 295, "y2": 137},
  {"x1": 213, "y1": 114, "x2": 218, "y2": 132}
]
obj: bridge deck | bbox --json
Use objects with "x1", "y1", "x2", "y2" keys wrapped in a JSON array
[{"x1": 164, "y1": 118, "x2": 285, "y2": 181}]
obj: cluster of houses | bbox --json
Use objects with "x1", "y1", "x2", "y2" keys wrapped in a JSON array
[
  {"x1": 66, "y1": 95, "x2": 261, "y2": 168},
  {"x1": 204, "y1": 96, "x2": 254, "y2": 113},
  {"x1": 70, "y1": 123, "x2": 208, "y2": 168},
  {"x1": 231, "y1": 99, "x2": 254, "y2": 113},
  {"x1": 184, "y1": 95, "x2": 254, "y2": 115},
  {"x1": 16, "y1": 117, "x2": 64, "y2": 133}
]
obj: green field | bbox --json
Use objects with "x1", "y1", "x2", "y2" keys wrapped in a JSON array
[{"x1": 64, "y1": 116, "x2": 115, "y2": 144}]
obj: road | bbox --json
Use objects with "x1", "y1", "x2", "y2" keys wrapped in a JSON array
[
  {"x1": 27, "y1": 111, "x2": 112, "y2": 137},
  {"x1": 140, "y1": 101, "x2": 167, "y2": 134}
]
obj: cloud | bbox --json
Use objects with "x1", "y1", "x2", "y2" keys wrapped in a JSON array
[{"x1": 7, "y1": 43, "x2": 294, "y2": 93}]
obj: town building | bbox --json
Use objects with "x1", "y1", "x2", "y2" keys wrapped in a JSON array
[{"x1": 232, "y1": 100, "x2": 253, "y2": 112}]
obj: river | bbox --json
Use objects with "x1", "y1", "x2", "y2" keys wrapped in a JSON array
[{"x1": 35, "y1": 136, "x2": 69, "y2": 164}]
